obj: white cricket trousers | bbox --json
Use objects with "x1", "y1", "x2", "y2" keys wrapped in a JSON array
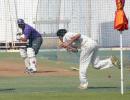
[{"x1": 79, "y1": 43, "x2": 113, "y2": 84}]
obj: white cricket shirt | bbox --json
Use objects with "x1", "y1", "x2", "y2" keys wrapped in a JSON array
[{"x1": 63, "y1": 32, "x2": 97, "y2": 48}]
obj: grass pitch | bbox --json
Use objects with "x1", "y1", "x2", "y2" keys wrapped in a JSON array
[{"x1": 0, "y1": 51, "x2": 130, "y2": 100}]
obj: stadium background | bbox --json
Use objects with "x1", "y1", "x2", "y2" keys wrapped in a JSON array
[{"x1": 0, "y1": 0, "x2": 130, "y2": 48}]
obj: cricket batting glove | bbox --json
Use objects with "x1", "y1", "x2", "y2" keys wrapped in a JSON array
[{"x1": 16, "y1": 32, "x2": 22, "y2": 40}]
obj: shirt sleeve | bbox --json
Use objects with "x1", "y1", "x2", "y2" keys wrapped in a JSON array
[
  {"x1": 23, "y1": 27, "x2": 31, "y2": 39},
  {"x1": 63, "y1": 32, "x2": 81, "y2": 48},
  {"x1": 71, "y1": 32, "x2": 80, "y2": 37},
  {"x1": 64, "y1": 32, "x2": 80, "y2": 41}
]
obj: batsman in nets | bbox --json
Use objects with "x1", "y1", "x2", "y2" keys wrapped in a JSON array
[
  {"x1": 16, "y1": 19, "x2": 43, "y2": 73},
  {"x1": 56, "y1": 29, "x2": 120, "y2": 90}
]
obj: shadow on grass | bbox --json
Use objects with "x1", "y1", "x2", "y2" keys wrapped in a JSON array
[
  {"x1": 88, "y1": 87, "x2": 119, "y2": 89},
  {"x1": 0, "y1": 88, "x2": 15, "y2": 92},
  {"x1": 36, "y1": 71, "x2": 57, "y2": 73}
]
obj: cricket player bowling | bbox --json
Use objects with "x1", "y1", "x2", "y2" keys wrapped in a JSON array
[{"x1": 56, "y1": 29, "x2": 120, "y2": 89}]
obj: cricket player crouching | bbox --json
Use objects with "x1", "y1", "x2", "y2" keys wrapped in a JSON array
[
  {"x1": 16, "y1": 18, "x2": 43, "y2": 73},
  {"x1": 56, "y1": 29, "x2": 120, "y2": 89}
]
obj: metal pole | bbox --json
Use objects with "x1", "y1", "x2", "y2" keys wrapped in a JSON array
[
  {"x1": 35, "y1": 0, "x2": 40, "y2": 28},
  {"x1": 120, "y1": 31, "x2": 124, "y2": 95},
  {"x1": 14, "y1": 0, "x2": 18, "y2": 31},
  {"x1": 7, "y1": 0, "x2": 14, "y2": 48},
  {"x1": 86, "y1": 0, "x2": 91, "y2": 37}
]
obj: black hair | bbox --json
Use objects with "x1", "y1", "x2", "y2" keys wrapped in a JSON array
[{"x1": 56, "y1": 29, "x2": 67, "y2": 37}]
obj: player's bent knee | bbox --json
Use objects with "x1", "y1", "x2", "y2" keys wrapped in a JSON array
[
  {"x1": 20, "y1": 48, "x2": 27, "y2": 58},
  {"x1": 27, "y1": 48, "x2": 35, "y2": 58}
]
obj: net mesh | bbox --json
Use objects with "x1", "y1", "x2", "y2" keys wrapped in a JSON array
[{"x1": 0, "y1": 0, "x2": 130, "y2": 48}]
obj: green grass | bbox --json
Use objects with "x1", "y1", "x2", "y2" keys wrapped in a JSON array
[
  {"x1": 0, "y1": 76, "x2": 129, "y2": 100},
  {"x1": 0, "y1": 51, "x2": 130, "y2": 100},
  {"x1": 0, "y1": 92, "x2": 130, "y2": 100}
]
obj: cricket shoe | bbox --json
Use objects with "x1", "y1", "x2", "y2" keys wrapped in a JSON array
[
  {"x1": 78, "y1": 82, "x2": 88, "y2": 90},
  {"x1": 24, "y1": 67, "x2": 29, "y2": 73},
  {"x1": 111, "y1": 56, "x2": 120, "y2": 69},
  {"x1": 25, "y1": 67, "x2": 37, "y2": 74},
  {"x1": 28, "y1": 68, "x2": 37, "y2": 73}
]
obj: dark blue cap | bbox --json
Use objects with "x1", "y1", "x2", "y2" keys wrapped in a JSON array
[{"x1": 17, "y1": 19, "x2": 25, "y2": 24}]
